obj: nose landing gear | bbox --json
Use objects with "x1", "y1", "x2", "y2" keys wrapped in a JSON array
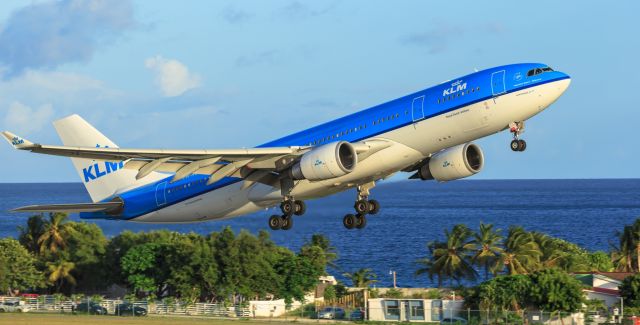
[{"x1": 509, "y1": 121, "x2": 527, "y2": 152}]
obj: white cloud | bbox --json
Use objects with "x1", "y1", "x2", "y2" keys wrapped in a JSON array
[
  {"x1": 3, "y1": 101, "x2": 54, "y2": 135},
  {"x1": 145, "y1": 56, "x2": 201, "y2": 97}
]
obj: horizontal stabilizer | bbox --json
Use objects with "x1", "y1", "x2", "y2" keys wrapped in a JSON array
[
  {"x1": 12, "y1": 201, "x2": 123, "y2": 214},
  {"x1": 2, "y1": 131, "x2": 34, "y2": 149}
]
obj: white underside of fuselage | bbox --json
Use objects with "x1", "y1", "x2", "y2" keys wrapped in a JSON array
[{"x1": 132, "y1": 78, "x2": 570, "y2": 223}]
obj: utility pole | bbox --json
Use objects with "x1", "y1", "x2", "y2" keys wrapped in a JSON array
[{"x1": 389, "y1": 270, "x2": 397, "y2": 288}]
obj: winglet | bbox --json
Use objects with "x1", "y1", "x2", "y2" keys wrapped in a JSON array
[{"x1": 2, "y1": 131, "x2": 34, "y2": 149}]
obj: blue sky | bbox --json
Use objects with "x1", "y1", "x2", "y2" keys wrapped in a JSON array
[{"x1": 0, "y1": 0, "x2": 637, "y2": 182}]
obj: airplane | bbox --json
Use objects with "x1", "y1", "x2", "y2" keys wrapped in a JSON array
[{"x1": 2, "y1": 63, "x2": 570, "y2": 230}]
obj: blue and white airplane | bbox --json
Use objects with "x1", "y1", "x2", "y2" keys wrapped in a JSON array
[{"x1": 3, "y1": 63, "x2": 570, "y2": 230}]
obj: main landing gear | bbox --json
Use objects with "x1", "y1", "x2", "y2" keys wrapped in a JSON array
[
  {"x1": 343, "y1": 182, "x2": 380, "y2": 230},
  {"x1": 509, "y1": 121, "x2": 527, "y2": 152},
  {"x1": 268, "y1": 198, "x2": 306, "y2": 231}
]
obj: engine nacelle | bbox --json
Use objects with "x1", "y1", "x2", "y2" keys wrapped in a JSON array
[
  {"x1": 290, "y1": 141, "x2": 357, "y2": 181},
  {"x1": 418, "y1": 143, "x2": 484, "y2": 182}
]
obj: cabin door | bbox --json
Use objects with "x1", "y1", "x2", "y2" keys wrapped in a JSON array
[
  {"x1": 155, "y1": 181, "x2": 167, "y2": 207},
  {"x1": 412, "y1": 95, "x2": 425, "y2": 123},
  {"x1": 491, "y1": 70, "x2": 506, "y2": 96}
]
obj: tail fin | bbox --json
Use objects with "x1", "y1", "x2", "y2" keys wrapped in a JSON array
[{"x1": 53, "y1": 115, "x2": 142, "y2": 202}]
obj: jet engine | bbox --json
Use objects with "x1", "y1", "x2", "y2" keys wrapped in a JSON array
[
  {"x1": 417, "y1": 143, "x2": 484, "y2": 182},
  {"x1": 290, "y1": 141, "x2": 357, "y2": 181}
]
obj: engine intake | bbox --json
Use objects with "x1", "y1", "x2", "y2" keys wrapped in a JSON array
[
  {"x1": 290, "y1": 141, "x2": 357, "y2": 181},
  {"x1": 418, "y1": 143, "x2": 484, "y2": 182}
]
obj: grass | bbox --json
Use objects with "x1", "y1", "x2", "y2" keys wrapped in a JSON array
[{"x1": 0, "y1": 313, "x2": 324, "y2": 325}]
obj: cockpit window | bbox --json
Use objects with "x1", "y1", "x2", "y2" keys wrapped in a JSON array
[{"x1": 527, "y1": 66, "x2": 554, "y2": 77}]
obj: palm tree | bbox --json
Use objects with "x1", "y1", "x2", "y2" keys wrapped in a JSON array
[
  {"x1": 632, "y1": 219, "x2": 640, "y2": 272},
  {"x1": 419, "y1": 224, "x2": 477, "y2": 286},
  {"x1": 343, "y1": 268, "x2": 377, "y2": 288},
  {"x1": 416, "y1": 240, "x2": 446, "y2": 287},
  {"x1": 306, "y1": 234, "x2": 338, "y2": 269},
  {"x1": 18, "y1": 214, "x2": 46, "y2": 253},
  {"x1": 47, "y1": 260, "x2": 76, "y2": 292},
  {"x1": 612, "y1": 225, "x2": 635, "y2": 272},
  {"x1": 37, "y1": 213, "x2": 75, "y2": 255},
  {"x1": 494, "y1": 226, "x2": 541, "y2": 275},
  {"x1": 470, "y1": 223, "x2": 503, "y2": 280}
]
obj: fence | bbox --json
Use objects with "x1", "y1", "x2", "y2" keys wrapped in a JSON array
[{"x1": 0, "y1": 296, "x2": 632, "y2": 324}]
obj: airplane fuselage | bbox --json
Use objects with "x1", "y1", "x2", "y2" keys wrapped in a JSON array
[{"x1": 81, "y1": 63, "x2": 570, "y2": 223}]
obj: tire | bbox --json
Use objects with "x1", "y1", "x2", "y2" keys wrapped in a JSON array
[
  {"x1": 343, "y1": 214, "x2": 356, "y2": 229},
  {"x1": 368, "y1": 199, "x2": 380, "y2": 215},
  {"x1": 268, "y1": 215, "x2": 282, "y2": 230},
  {"x1": 281, "y1": 216, "x2": 293, "y2": 230},
  {"x1": 355, "y1": 214, "x2": 367, "y2": 229},
  {"x1": 354, "y1": 200, "x2": 370, "y2": 214},
  {"x1": 280, "y1": 200, "x2": 294, "y2": 217},
  {"x1": 294, "y1": 200, "x2": 306, "y2": 216},
  {"x1": 510, "y1": 140, "x2": 520, "y2": 151},
  {"x1": 518, "y1": 139, "x2": 527, "y2": 151}
]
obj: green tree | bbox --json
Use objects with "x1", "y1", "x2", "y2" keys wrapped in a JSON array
[
  {"x1": 495, "y1": 227, "x2": 541, "y2": 275},
  {"x1": 323, "y1": 285, "x2": 336, "y2": 301},
  {"x1": 612, "y1": 225, "x2": 635, "y2": 272},
  {"x1": 528, "y1": 268, "x2": 584, "y2": 312},
  {"x1": 275, "y1": 249, "x2": 324, "y2": 305},
  {"x1": 587, "y1": 251, "x2": 614, "y2": 272},
  {"x1": 302, "y1": 234, "x2": 338, "y2": 270},
  {"x1": 121, "y1": 243, "x2": 161, "y2": 297},
  {"x1": 343, "y1": 268, "x2": 377, "y2": 288},
  {"x1": 18, "y1": 214, "x2": 45, "y2": 253},
  {"x1": 620, "y1": 273, "x2": 640, "y2": 307},
  {"x1": 37, "y1": 213, "x2": 76, "y2": 255},
  {"x1": 0, "y1": 238, "x2": 44, "y2": 295},
  {"x1": 470, "y1": 223, "x2": 503, "y2": 280},
  {"x1": 65, "y1": 222, "x2": 108, "y2": 291},
  {"x1": 416, "y1": 240, "x2": 446, "y2": 287},
  {"x1": 417, "y1": 224, "x2": 477, "y2": 286},
  {"x1": 46, "y1": 260, "x2": 76, "y2": 292},
  {"x1": 467, "y1": 275, "x2": 532, "y2": 311}
]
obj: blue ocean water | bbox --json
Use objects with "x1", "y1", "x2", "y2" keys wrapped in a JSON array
[{"x1": 1, "y1": 179, "x2": 639, "y2": 287}]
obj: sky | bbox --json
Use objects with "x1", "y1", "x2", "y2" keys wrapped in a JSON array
[{"x1": 0, "y1": 0, "x2": 637, "y2": 182}]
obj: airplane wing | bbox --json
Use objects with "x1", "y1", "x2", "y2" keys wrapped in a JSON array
[{"x1": 2, "y1": 131, "x2": 392, "y2": 186}]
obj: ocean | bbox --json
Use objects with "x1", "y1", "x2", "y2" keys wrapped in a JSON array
[{"x1": 1, "y1": 179, "x2": 639, "y2": 287}]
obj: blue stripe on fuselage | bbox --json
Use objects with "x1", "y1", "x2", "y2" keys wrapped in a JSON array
[{"x1": 82, "y1": 63, "x2": 569, "y2": 221}]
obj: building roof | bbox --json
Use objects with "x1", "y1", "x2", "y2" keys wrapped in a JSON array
[{"x1": 572, "y1": 272, "x2": 634, "y2": 282}]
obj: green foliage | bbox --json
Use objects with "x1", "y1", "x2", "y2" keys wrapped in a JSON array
[
  {"x1": 587, "y1": 251, "x2": 614, "y2": 272},
  {"x1": 0, "y1": 238, "x2": 44, "y2": 295},
  {"x1": 383, "y1": 288, "x2": 404, "y2": 298},
  {"x1": 343, "y1": 268, "x2": 377, "y2": 288},
  {"x1": 323, "y1": 285, "x2": 336, "y2": 301},
  {"x1": 494, "y1": 226, "x2": 541, "y2": 275},
  {"x1": 620, "y1": 273, "x2": 640, "y2": 307},
  {"x1": 416, "y1": 224, "x2": 477, "y2": 287},
  {"x1": 334, "y1": 283, "x2": 348, "y2": 298},
  {"x1": 528, "y1": 268, "x2": 584, "y2": 312},
  {"x1": 466, "y1": 274, "x2": 532, "y2": 311}
]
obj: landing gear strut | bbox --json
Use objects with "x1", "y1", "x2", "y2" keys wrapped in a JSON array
[
  {"x1": 269, "y1": 198, "x2": 306, "y2": 231},
  {"x1": 509, "y1": 121, "x2": 527, "y2": 152},
  {"x1": 343, "y1": 182, "x2": 379, "y2": 230}
]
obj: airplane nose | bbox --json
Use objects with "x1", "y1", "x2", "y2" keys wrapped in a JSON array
[{"x1": 556, "y1": 73, "x2": 571, "y2": 94}]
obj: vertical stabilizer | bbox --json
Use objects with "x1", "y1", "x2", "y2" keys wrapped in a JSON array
[{"x1": 53, "y1": 115, "x2": 152, "y2": 202}]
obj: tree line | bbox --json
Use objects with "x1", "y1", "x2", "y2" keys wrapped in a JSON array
[
  {"x1": 0, "y1": 213, "x2": 335, "y2": 304},
  {"x1": 415, "y1": 222, "x2": 618, "y2": 287}
]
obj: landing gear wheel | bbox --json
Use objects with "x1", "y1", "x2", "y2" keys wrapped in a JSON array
[
  {"x1": 280, "y1": 200, "x2": 294, "y2": 217},
  {"x1": 368, "y1": 199, "x2": 380, "y2": 215},
  {"x1": 355, "y1": 214, "x2": 367, "y2": 229},
  {"x1": 343, "y1": 214, "x2": 356, "y2": 229},
  {"x1": 268, "y1": 215, "x2": 282, "y2": 230},
  {"x1": 293, "y1": 200, "x2": 306, "y2": 216},
  {"x1": 354, "y1": 200, "x2": 370, "y2": 215},
  {"x1": 517, "y1": 139, "x2": 527, "y2": 151},
  {"x1": 510, "y1": 140, "x2": 520, "y2": 152},
  {"x1": 281, "y1": 216, "x2": 293, "y2": 230}
]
